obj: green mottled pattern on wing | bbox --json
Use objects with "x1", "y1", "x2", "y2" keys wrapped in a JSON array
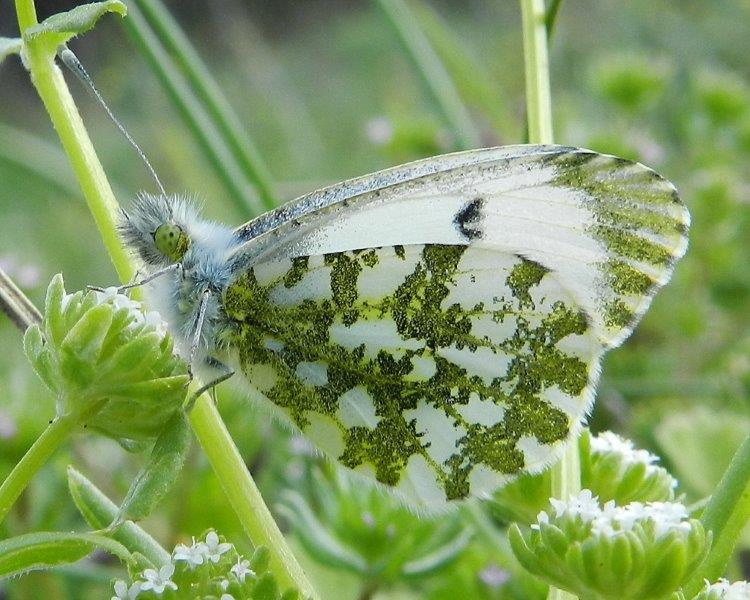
[{"x1": 221, "y1": 244, "x2": 600, "y2": 506}]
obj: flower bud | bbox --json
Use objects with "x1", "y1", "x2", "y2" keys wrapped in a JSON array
[
  {"x1": 491, "y1": 430, "x2": 678, "y2": 524},
  {"x1": 586, "y1": 430, "x2": 678, "y2": 505},
  {"x1": 509, "y1": 490, "x2": 710, "y2": 600},
  {"x1": 23, "y1": 274, "x2": 189, "y2": 443}
]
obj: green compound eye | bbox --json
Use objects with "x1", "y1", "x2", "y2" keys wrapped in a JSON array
[{"x1": 153, "y1": 223, "x2": 190, "y2": 262}]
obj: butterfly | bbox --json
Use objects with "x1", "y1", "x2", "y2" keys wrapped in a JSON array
[{"x1": 117, "y1": 144, "x2": 689, "y2": 508}]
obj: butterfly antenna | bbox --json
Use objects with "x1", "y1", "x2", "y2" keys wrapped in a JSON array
[{"x1": 58, "y1": 46, "x2": 168, "y2": 199}]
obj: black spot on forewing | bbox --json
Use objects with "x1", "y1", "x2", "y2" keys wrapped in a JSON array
[{"x1": 454, "y1": 198, "x2": 485, "y2": 240}]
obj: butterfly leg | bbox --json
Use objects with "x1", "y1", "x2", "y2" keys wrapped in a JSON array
[
  {"x1": 87, "y1": 263, "x2": 179, "y2": 294},
  {"x1": 187, "y1": 288, "x2": 213, "y2": 373},
  {"x1": 185, "y1": 356, "x2": 235, "y2": 411}
]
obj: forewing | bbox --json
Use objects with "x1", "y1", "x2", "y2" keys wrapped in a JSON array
[{"x1": 229, "y1": 145, "x2": 689, "y2": 348}]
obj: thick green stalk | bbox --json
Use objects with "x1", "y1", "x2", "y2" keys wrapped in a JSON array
[
  {"x1": 520, "y1": 1, "x2": 575, "y2": 598},
  {"x1": 15, "y1": 0, "x2": 133, "y2": 283},
  {"x1": 189, "y1": 395, "x2": 317, "y2": 598},
  {"x1": 0, "y1": 414, "x2": 77, "y2": 524},
  {"x1": 521, "y1": 0, "x2": 554, "y2": 145},
  {"x1": 683, "y1": 434, "x2": 750, "y2": 596}
]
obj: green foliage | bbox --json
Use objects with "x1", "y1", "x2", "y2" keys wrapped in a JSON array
[
  {"x1": 67, "y1": 466, "x2": 170, "y2": 566},
  {"x1": 23, "y1": 1, "x2": 126, "y2": 46},
  {"x1": 278, "y1": 468, "x2": 470, "y2": 594},
  {"x1": 590, "y1": 53, "x2": 671, "y2": 112},
  {"x1": 0, "y1": 531, "x2": 131, "y2": 580},
  {"x1": 490, "y1": 430, "x2": 679, "y2": 525},
  {"x1": 2, "y1": 0, "x2": 750, "y2": 598},
  {"x1": 24, "y1": 275, "x2": 189, "y2": 442},
  {"x1": 117, "y1": 413, "x2": 191, "y2": 523},
  {"x1": 654, "y1": 408, "x2": 750, "y2": 499}
]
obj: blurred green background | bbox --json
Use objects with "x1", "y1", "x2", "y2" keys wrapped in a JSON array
[{"x1": 1, "y1": 0, "x2": 749, "y2": 598}]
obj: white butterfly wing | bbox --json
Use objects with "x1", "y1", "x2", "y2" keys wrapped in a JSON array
[
  {"x1": 231, "y1": 145, "x2": 688, "y2": 348},
  {"x1": 221, "y1": 145, "x2": 688, "y2": 507}
]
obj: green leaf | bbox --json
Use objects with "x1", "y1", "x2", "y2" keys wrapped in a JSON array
[
  {"x1": 24, "y1": 1, "x2": 127, "y2": 47},
  {"x1": 277, "y1": 492, "x2": 368, "y2": 574},
  {"x1": 44, "y1": 273, "x2": 67, "y2": 346},
  {"x1": 67, "y1": 466, "x2": 170, "y2": 566},
  {"x1": 117, "y1": 413, "x2": 191, "y2": 522},
  {"x1": 0, "y1": 38, "x2": 22, "y2": 64},
  {"x1": 60, "y1": 303, "x2": 113, "y2": 364},
  {"x1": 0, "y1": 531, "x2": 130, "y2": 580},
  {"x1": 401, "y1": 529, "x2": 471, "y2": 578},
  {"x1": 252, "y1": 573, "x2": 280, "y2": 600}
]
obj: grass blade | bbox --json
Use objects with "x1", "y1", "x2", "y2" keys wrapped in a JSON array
[
  {"x1": 374, "y1": 0, "x2": 481, "y2": 150},
  {"x1": 132, "y1": 0, "x2": 277, "y2": 210},
  {"x1": 122, "y1": 3, "x2": 263, "y2": 217}
]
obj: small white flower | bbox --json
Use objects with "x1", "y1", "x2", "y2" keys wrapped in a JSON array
[
  {"x1": 230, "y1": 558, "x2": 254, "y2": 583},
  {"x1": 112, "y1": 580, "x2": 141, "y2": 600},
  {"x1": 204, "y1": 531, "x2": 233, "y2": 563},
  {"x1": 173, "y1": 537, "x2": 208, "y2": 569},
  {"x1": 531, "y1": 510, "x2": 549, "y2": 530},
  {"x1": 91, "y1": 288, "x2": 169, "y2": 339},
  {"x1": 550, "y1": 489, "x2": 601, "y2": 522},
  {"x1": 140, "y1": 564, "x2": 178, "y2": 595},
  {"x1": 221, "y1": 594, "x2": 235, "y2": 600},
  {"x1": 704, "y1": 578, "x2": 750, "y2": 599}
]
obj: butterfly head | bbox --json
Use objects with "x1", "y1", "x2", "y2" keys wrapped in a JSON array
[{"x1": 119, "y1": 192, "x2": 195, "y2": 267}]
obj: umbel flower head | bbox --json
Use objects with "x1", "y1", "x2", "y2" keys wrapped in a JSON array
[
  {"x1": 491, "y1": 430, "x2": 679, "y2": 524},
  {"x1": 112, "y1": 531, "x2": 302, "y2": 599},
  {"x1": 24, "y1": 274, "x2": 189, "y2": 443},
  {"x1": 509, "y1": 490, "x2": 710, "y2": 600},
  {"x1": 586, "y1": 430, "x2": 678, "y2": 505}
]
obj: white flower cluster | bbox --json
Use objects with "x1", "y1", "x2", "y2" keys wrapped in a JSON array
[
  {"x1": 704, "y1": 579, "x2": 750, "y2": 600},
  {"x1": 591, "y1": 431, "x2": 660, "y2": 466},
  {"x1": 591, "y1": 431, "x2": 660, "y2": 471},
  {"x1": 533, "y1": 489, "x2": 692, "y2": 539},
  {"x1": 91, "y1": 287, "x2": 169, "y2": 338},
  {"x1": 111, "y1": 532, "x2": 253, "y2": 599}
]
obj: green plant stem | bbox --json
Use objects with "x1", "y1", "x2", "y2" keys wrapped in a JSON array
[
  {"x1": 520, "y1": 1, "x2": 575, "y2": 598},
  {"x1": 188, "y1": 393, "x2": 317, "y2": 598},
  {"x1": 375, "y1": 0, "x2": 481, "y2": 150},
  {"x1": 15, "y1": 0, "x2": 133, "y2": 284},
  {"x1": 0, "y1": 414, "x2": 77, "y2": 525},
  {"x1": 132, "y1": 0, "x2": 277, "y2": 212},
  {"x1": 520, "y1": 0, "x2": 554, "y2": 145},
  {"x1": 683, "y1": 434, "x2": 750, "y2": 596}
]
